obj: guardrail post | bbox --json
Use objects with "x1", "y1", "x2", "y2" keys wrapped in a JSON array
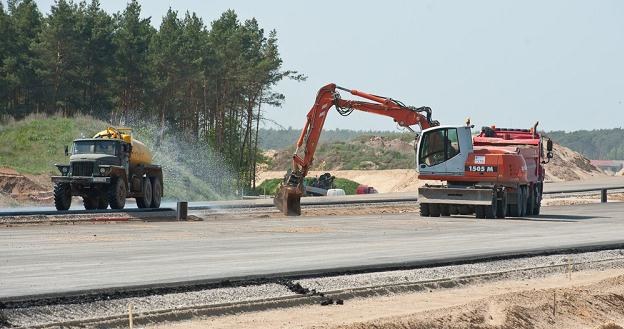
[
  {"x1": 601, "y1": 189, "x2": 607, "y2": 203},
  {"x1": 177, "y1": 201, "x2": 188, "y2": 220}
]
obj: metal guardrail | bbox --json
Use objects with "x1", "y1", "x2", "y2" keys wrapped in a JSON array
[{"x1": 544, "y1": 186, "x2": 624, "y2": 203}]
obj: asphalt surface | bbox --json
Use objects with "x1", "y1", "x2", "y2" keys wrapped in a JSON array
[{"x1": 2, "y1": 202, "x2": 624, "y2": 299}]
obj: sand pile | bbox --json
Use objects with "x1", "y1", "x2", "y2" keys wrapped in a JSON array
[
  {"x1": 0, "y1": 167, "x2": 52, "y2": 205},
  {"x1": 544, "y1": 144, "x2": 605, "y2": 182}
]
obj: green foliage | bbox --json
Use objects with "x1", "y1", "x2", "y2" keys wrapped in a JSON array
[
  {"x1": 0, "y1": 114, "x2": 104, "y2": 174},
  {"x1": 547, "y1": 128, "x2": 624, "y2": 160},
  {"x1": 255, "y1": 177, "x2": 361, "y2": 195},
  {"x1": 258, "y1": 128, "x2": 414, "y2": 150},
  {"x1": 0, "y1": 2, "x2": 304, "y2": 192}
]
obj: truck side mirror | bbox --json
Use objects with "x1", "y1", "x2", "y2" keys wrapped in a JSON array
[
  {"x1": 546, "y1": 139, "x2": 553, "y2": 152},
  {"x1": 64, "y1": 145, "x2": 69, "y2": 156}
]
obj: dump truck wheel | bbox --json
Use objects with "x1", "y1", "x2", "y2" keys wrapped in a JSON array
[
  {"x1": 136, "y1": 178, "x2": 152, "y2": 209},
  {"x1": 533, "y1": 186, "x2": 541, "y2": 215},
  {"x1": 429, "y1": 204, "x2": 440, "y2": 217},
  {"x1": 419, "y1": 203, "x2": 429, "y2": 217},
  {"x1": 440, "y1": 204, "x2": 450, "y2": 216},
  {"x1": 83, "y1": 195, "x2": 98, "y2": 210},
  {"x1": 519, "y1": 186, "x2": 527, "y2": 217},
  {"x1": 150, "y1": 177, "x2": 162, "y2": 209},
  {"x1": 525, "y1": 185, "x2": 535, "y2": 215},
  {"x1": 97, "y1": 194, "x2": 108, "y2": 209},
  {"x1": 509, "y1": 188, "x2": 522, "y2": 217},
  {"x1": 53, "y1": 183, "x2": 72, "y2": 211},
  {"x1": 108, "y1": 178, "x2": 126, "y2": 210}
]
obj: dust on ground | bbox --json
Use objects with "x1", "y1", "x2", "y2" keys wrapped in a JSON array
[{"x1": 147, "y1": 269, "x2": 624, "y2": 329}]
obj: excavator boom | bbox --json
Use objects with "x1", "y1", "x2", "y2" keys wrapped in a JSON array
[{"x1": 274, "y1": 83, "x2": 437, "y2": 215}]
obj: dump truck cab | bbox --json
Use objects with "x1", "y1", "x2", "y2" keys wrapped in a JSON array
[{"x1": 52, "y1": 127, "x2": 162, "y2": 211}]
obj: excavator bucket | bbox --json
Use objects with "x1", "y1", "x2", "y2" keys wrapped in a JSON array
[{"x1": 274, "y1": 184, "x2": 303, "y2": 216}]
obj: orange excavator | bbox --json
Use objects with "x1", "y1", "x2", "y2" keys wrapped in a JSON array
[
  {"x1": 274, "y1": 83, "x2": 439, "y2": 215},
  {"x1": 275, "y1": 83, "x2": 554, "y2": 219}
]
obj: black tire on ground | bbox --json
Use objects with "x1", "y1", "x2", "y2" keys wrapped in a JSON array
[
  {"x1": 429, "y1": 204, "x2": 441, "y2": 217},
  {"x1": 525, "y1": 185, "x2": 535, "y2": 216},
  {"x1": 97, "y1": 194, "x2": 108, "y2": 209},
  {"x1": 150, "y1": 177, "x2": 162, "y2": 209},
  {"x1": 419, "y1": 203, "x2": 430, "y2": 217},
  {"x1": 508, "y1": 189, "x2": 521, "y2": 217},
  {"x1": 108, "y1": 177, "x2": 126, "y2": 210},
  {"x1": 53, "y1": 183, "x2": 72, "y2": 211},
  {"x1": 83, "y1": 195, "x2": 98, "y2": 210},
  {"x1": 484, "y1": 199, "x2": 497, "y2": 219},
  {"x1": 496, "y1": 193, "x2": 507, "y2": 219},
  {"x1": 440, "y1": 204, "x2": 451, "y2": 216},
  {"x1": 475, "y1": 205, "x2": 485, "y2": 219},
  {"x1": 449, "y1": 205, "x2": 459, "y2": 215},
  {"x1": 519, "y1": 186, "x2": 527, "y2": 217},
  {"x1": 136, "y1": 178, "x2": 152, "y2": 209},
  {"x1": 533, "y1": 185, "x2": 541, "y2": 215},
  {"x1": 459, "y1": 205, "x2": 472, "y2": 215}
]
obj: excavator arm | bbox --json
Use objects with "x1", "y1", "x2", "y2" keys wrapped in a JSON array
[{"x1": 274, "y1": 83, "x2": 438, "y2": 215}]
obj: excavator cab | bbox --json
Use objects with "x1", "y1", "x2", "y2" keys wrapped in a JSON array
[{"x1": 417, "y1": 126, "x2": 473, "y2": 176}]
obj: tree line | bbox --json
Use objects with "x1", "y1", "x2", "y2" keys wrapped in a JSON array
[
  {"x1": 0, "y1": 0, "x2": 304, "y2": 191},
  {"x1": 548, "y1": 128, "x2": 624, "y2": 160}
]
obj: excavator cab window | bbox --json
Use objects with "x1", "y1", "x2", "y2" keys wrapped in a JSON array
[{"x1": 418, "y1": 128, "x2": 460, "y2": 166}]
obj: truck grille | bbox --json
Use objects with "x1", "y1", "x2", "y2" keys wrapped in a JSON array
[{"x1": 71, "y1": 162, "x2": 94, "y2": 177}]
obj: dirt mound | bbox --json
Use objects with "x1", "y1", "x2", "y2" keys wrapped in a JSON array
[
  {"x1": 337, "y1": 275, "x2": 624, "y2": 329},
  {"x1": 0, "y1": 168, "x2": 52, "y2": 205},
  {"x1": 545, "y1": 144, "x2": 605, "y2": 181},
  {"x1": 364, "y1": 136, "x2": 414, "y2": 153}
]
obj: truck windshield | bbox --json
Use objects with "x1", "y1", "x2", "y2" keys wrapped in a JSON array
[{"x1": 73, "y1": 141, "x2": 118, "y2": 156}]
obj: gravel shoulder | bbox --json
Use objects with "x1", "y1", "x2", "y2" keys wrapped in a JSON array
[{"x1": 147, "y1": 267, "x2": 624, "y2": 329}]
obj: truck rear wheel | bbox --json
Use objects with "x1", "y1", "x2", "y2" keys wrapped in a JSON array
[
  {"x1": 475, "y1": 206, "x2": 485, "y2": 219},
  {"x1": 136, "y1": 178, "x2": 152, "y2": 209},
  {"x1": 83, "y1": 195, "x2": 98, "y2": 210},
  {"x1": 525, "y1": 186, "x2": 535, "y2": 215},
  {"x1": 54, "y1": 183, "x2": 72, "y2": 211},
  {"x1": 419, "y1": 203, "x2": 430, "y2": 216},
  {"x1": 150, "y1": 177, "x2": 162, "y2": 208},
  {"x1": 533, "y1": 185, "x2": 541, "y2": 215},
  {"x1": 108, "y1": 178, "x2": 126, "y2": 210}
]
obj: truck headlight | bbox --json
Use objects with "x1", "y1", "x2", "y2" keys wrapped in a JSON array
[
  {"x1": 99, "y1": 167, "x2": 109, "y2": 175},
  {"x1": 62, "y1": 167, "x2": 69, "y2": 175}
]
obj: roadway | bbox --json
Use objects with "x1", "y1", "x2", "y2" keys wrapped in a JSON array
[{"x1": 2, "y1": 202, "x2": 624, "y2": 299}]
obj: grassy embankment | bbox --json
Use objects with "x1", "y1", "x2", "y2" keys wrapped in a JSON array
[{"x1": 0, "y1": 115, "x2": 229, "y2": 201}]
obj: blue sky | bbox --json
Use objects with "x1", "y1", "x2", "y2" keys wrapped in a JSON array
[{"x1": 33, "y1": 0, "x2": 624, "y2": 132}]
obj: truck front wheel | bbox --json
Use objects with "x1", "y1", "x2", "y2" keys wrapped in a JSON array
[
  {"x1": 54, "y1": 183, "x2": 72, "y2": 211},
  {"x1": 108, "y1": 178, "x2": 126, "y2": 210}
]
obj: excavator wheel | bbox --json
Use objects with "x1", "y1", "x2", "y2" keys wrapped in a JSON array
[
  {"x1": 419, "y1": 203, "x2": 429, "y2": 217},
  {"x1": 440, "y1": 204, "x2": 451, "y2": 217},
  {"x1": 475, "y1": 206, "x2": 485, "y2": 219},
  {"x1": 496, "y1": 193, "x2": 507, "y2": 219},
  {"x1": 429, "y1": 204, "x2": 441, "y2": 217}
]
